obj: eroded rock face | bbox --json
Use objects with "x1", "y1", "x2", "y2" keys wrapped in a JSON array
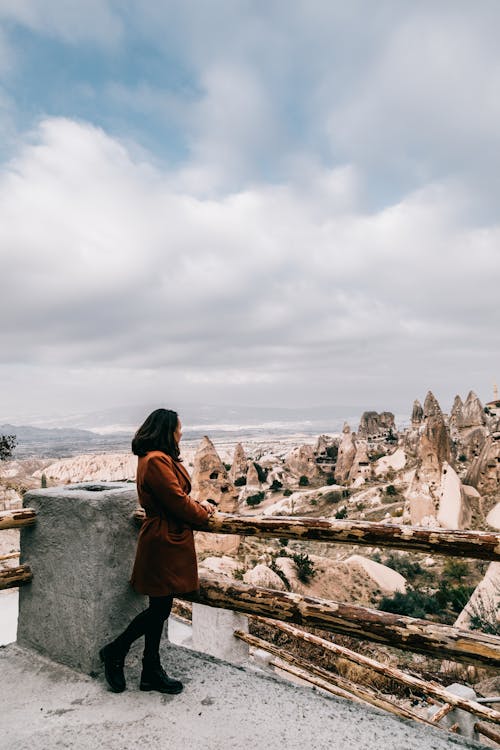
[
  {"x1": 461, "y1": 391, "x2": 487, "y2": 429},
  {"x1": 437, "y1": 463, "x2": 471, "y2": 529},
  {"x1": 33, "y1": 453, "x2": 137, "y2": 482},
  {"x1": 465, "y1": 430, "x2": 500, "y2": 495},
  {"x1": 191, "y1": 436, "x2": 238, "y2": 512},
  {"x1": 229, "y1": 443, "x2": 247, "y2": 483},
  {"x1": 314, "y1": 435, "x2": 337, "y2": 456},
  {"x1": 246, "y1": 462, "x2": 261, "y2": 488},
  {"x1": 348, "y1": 442, "x2": 371, "y2": 484},
  {"x1": 373, "y1": 448, "x2": 406, "y2": 477},
  {"x1": 284, "y1": 444, "x2": 320, "y2": 482},
  {"x1": 449, "y1": 396, "x2": 464, "y2": 436},
  {"x1": 411, "y1": 400, "x2": 424, "y2": 428},
  {"x1": 357, "y1": 411, "x2": 395, "y2": 439},
  {"x1": 345, "y1": 555, "x2": 406, "y2": 594},
  {"x1": 406, "y1": 394, "x2": 451, "y2": 525},
  {"x1": 454, "y1": 562, "x2": 500, "y2": 631},
  {"x1": 243, "y1": 564, "x2": 287, "y2": 591},
  {"x1": 191, "y1": 436, "x2": 240, "y2": 555},
  {"x1": 423, "y1": 391, "x2": 443, "y2": 419},
  {"x1": 334, "y1": 423, "x2": 356, "y2": 484}
]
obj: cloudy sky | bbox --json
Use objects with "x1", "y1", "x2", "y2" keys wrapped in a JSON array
[{"x1": 1, "y1": 1, "x2": 499, "y2": 424}]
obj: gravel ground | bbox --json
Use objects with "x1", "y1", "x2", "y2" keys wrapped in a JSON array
[{"x1": 0, "y1": 642, "x2": 486, "y2": 750}]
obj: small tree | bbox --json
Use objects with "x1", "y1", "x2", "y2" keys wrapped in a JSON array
[
  {"x1": 0, "y1": 434, "x2": 16, "y2": 461},
  {"x1": 41, "y1": 473, "x2": 48, "y2": 489},
  {"x1": 298, "y1": 475, "x2": 309, "y2": 487}
]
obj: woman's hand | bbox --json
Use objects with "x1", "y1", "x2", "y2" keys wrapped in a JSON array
[{"x1": 200, "y1": 500, "x2": 216, "y2": 515}]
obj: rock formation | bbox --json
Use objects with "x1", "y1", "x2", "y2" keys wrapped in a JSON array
[
  {"x1": 229, "y1": 443, "x2": 247, "y2": 483},
  {"x1": 191, "y1": 436, "x2": 238, "y2": 511},
  {"x1": 334, "y1": 423, "x2": 357, "y2": 484},
  {"x1": 411, "y1": 400, "x2": 424, "y2": 428},
  {"x1": 314, "y1": 434, "x2": 337, "y2": 457},
  {"x1": 33, "y1": 453, "x2": 138, "y2": 483},
  {"x1": 373, "y1": 448, "x2": 406, "y2": 477},
  {"x1": 465, "y1": 428, "x2": 500, "y2": 495},
  {"x1": 357, "y1": 411, "x2": 396, "y2": 439},
  {"x1": 348, "y1": 442, "x2": 371, "y2": 484},
  {"x1": 243, "y1": 564, "x2": 287, "y2": 591},
  {"x1": 449, "y1": 395, "x2": 464, "y2": 437},
  {"x1": 461, "y1": 391, "x2": 486, "y2": 429},
  {"x1": 454, "y1": 562, "x2": 500, "y2": 632},
  {"x1": 191, "y1": 436, "x2": 239, "y2": 555},
  {"x1": 437, "y1": 463, "x2": 471, "y2": 529},
  {"x1": 406, "y1": 392, "x2": 451, "y2": 525},
  {"x1": 345, "y1": 555, "x2": 406, "y2": 594},
  {"x1": 423, "y1": 391, "x2": 443, "y2": 419},
  {"x1": 246, "y1": 462, "x2": 261, "y2": 488},
  {"x1": 283, "y1": 444, "x2": 320, "y2": 483}
]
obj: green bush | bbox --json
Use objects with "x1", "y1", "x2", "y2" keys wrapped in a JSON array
[
  {"x1": 279, "y1": 538, "x2": 289, "y2": 547},
  {"x1": 292, "y1": 552, "x2": 316, "y2": 583},
  {"x1": 324, "y1": 490, "x2": 342, "y2": 503},
  {"x1": 246, "y1": 491, "x2": 265, "y2": 506},
  {"x1": 443, "y1": 559, "x2": 469, "y2": 583},
  {"x1": 385, "y1": 484, "x2": 397, "y2": 496},
  {"x1": 270, "y1": 479, "x2": 283, "y2": 492},
  {"x1": 269, "y1": 560, "x2": 291, "y2": 590},
  {"x1": 382, "y1": 553, "x2": 423, "y2": 580},
  {"x1": 253, "y1": 463, "x2": 268, "y2": 483},
  {"x1": 224, "y1": 463, "x2": 231, "y2": 471},
  {"x1": 458, "y1": 454, "x2": 467, "y2": 462},
  {"x1": 283, "y1": 489, "x2": 293, "y2": 497},
  {"x1": 335, "y1": 506, "x2": 348, "y2": 519},
  {"x1": 380, "y1": 589, "x2": 441, "y2": 619},
  {"x1": 298, "y1": 475, "x2": 309, "y2": 486},
  {"x1": 234, "y1": 476, "x2": 247, "y2": 486},
  {"x1": 326, "y1": 475, "x2": 336, "y2": 485}
]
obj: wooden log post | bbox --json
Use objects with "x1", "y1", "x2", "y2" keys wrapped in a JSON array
[
  {"x1": 253, "y1": 617, "x2": 500, "y2": 725},
  {"x1": 203, "y1": 513, "x2": 500, "y2": 561},
  {"x1": 475, "y1": 722, "x2": 500, "y2": 745},
  {"x1": 184, "y1": 576, "x2": 500, "y2": 668},
  {"x1": 0, "y1": 564, "x2": 32, "y2": 590},
  {"x1": 0, "y1": 508, "x2": 37, "y2": 530},
  {"x1": 235, "y1": 630, "x2": 444, "y2": 730}
]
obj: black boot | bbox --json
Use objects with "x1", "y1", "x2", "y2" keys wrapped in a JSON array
[
  {"x1": 99, "y1": 642, "x2": 127, "y2": 693},
  {"x1": 140, "y1": 657, "x2": 183, "y2": 694}
]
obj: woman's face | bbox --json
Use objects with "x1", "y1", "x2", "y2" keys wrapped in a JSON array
[{"x1": 174, "y1": 418, "x2": 183, "y2": 445}]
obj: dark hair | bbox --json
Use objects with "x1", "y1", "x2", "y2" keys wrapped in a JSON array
[{"x1": 132, "y1": 408, "x2": 180, "y2": 459}]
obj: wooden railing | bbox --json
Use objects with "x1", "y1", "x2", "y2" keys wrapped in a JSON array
[{"x1": 2, "y1": 502, "x2": 500, "y2": 740}]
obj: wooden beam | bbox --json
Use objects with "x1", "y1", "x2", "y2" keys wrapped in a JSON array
[
  {"x1": 184, "y1": 577, "x2": 500, "y2": 668},
  {"x1": 0, "y1": 564, "x2": 32, "y2": 590},
  {"x1": 475, "y1": 722, "x2": 500, "y2": 745},
  {"x1": 0, "y1": 552, "x2": 19, "y2": 562},
  {"x1": 205, "y1": 513, "x2": 500, "y2": 561},
  {"x1": 236, "y1": 630, "x2": 443, "y2": 729},
  {"x1": 133, "y1": 508, "x2": 500, "y2": 560},
  {"x1": 0, "y1": 508, "x2": 37, "y2": 530},
  {"x1": 252, "y1": 617, "x2": 500, "y2": 725}
]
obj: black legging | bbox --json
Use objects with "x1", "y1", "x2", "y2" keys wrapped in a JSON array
[{"x1": 113, "y1": 595, "x2": 174, "y2": 661}]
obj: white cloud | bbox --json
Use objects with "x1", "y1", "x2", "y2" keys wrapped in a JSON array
[
  {"x1": 0, "y1": 0, "x2": 123, "y2": 46},
  {"x1": 1, "y1": 116, "x2": 499, "y2": 415}
]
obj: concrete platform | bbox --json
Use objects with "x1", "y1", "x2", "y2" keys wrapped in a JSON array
[{"x1": 0, "y1": 641, "x2": 485, "y2": 750}]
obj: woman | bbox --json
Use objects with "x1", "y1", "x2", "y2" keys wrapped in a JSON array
[{"x1": 100, "y1": 408, "x2": 215, "y2": 694}]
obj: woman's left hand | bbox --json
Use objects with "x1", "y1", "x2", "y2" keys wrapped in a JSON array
[{"x1": 200, "y1": 500, "x2": 216, "y2": 515}]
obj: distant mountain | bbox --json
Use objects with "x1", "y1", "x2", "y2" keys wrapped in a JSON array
[{"x1": 0, "y1": 423, "x2": 130, "y2": 459}]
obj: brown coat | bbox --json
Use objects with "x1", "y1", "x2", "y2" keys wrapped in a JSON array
[{"x1": 130, "y1": 451, "x2": 210, "y2": 597}]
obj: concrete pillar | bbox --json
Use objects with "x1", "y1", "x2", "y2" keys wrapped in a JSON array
[
  {"x1": 192, "y1": 602, "x2": 249, "y2": 665},
  {"x1": 18, "y1": 483, "x2": 146, "y2": 674},
  {"x1": 428, "y1": 683, "x2": 480, "y2": 740}
]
